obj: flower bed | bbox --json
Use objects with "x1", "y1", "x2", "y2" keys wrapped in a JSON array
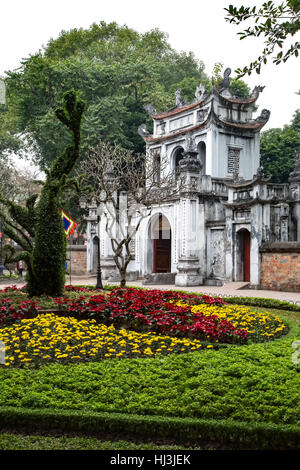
[
  {"x1": 175, "y1": 301, "x2": 288, "y2": 342},
  {"x1": 0, "y1": 314, "x2": 209, "y2": 367},
  {"x1": 0, "y1": 287, "x2": 288, "y2": 346},
  {"x1": 54, "y1": 288, "x2": 287, "y2": 343}
]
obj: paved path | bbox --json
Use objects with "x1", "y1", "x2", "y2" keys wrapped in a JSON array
[{"x1": 2, "y1": 275, "x2": 300, "y2": 304}]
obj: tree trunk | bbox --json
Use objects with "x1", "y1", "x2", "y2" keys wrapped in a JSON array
[{"x1": 120, "y1": 270, "x2": 126, "y2": 288}]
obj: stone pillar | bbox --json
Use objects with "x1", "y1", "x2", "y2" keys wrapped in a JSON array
[
  {"x1": 289, "y1": 151, "x2": 300, "y2": 241},
  {"x1": 250, "y1": 204, "x2": 262, "y2": 286},
  {"x1": 174, "y1": 135, "x2": 203, "y2": 286},
  {"x1": 175, "y1": 256, "x2": 203, "y2": 286},
  {"x1": 224, "y1": 207, "x2": 234, "y2": 281}
]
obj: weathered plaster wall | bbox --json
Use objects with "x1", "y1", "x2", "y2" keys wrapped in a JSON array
[{"x1": 211, "y1": 128, "x2": 260, "y2": 180}]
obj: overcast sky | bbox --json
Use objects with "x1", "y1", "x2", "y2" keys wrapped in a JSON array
[{"x1": 1, "y1": 0, "x2": 299, "y2": 170}]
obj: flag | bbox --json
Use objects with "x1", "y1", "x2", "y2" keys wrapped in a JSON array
[{"x1": 61, "y1": 210, "x2": 77, "y2": 237}]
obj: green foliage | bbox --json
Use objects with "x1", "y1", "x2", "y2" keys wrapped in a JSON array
[
  {"x1": 225, "y1": 1, "x2": 300, "y2": 77},
  {"x1": 28, "y1": 91, "x2": 85, "y2": 297},
  {"x1": 260, "y1": 109, "x2": 300, "y2": 182},
  {"x1": 4, "y1": 22, "x2": 209, "y2": 170},
  {"x1": 0, "y1": 103, "x2": 22, "y2": 157},
  {"x1": 212, "y1": 62, "x2": 251, "y2": 98},
  {"x1": 0, "y1": 273, "x2": 19, "y2": 280},
  {"x1": 0, "y1": 406, "x2": 299, "y2": 449},
  {"x1": 0, "y1": 91, "x2": 85, "y2": 297},
  {"x1": 225, "y1": 295, "x2": 300, "y2": 312},
  {"x1": 0, "y1": 432, "x2": 195, "y2": 451},
  {"x1": 0, "y1": 326, "x2": 299, "y2": 426}
]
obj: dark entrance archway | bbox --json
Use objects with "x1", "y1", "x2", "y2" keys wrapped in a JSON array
[
  {"x1": 153, "y1": 214, "x2": 171, "y2": 273},
  {"x1": 237, "y1": 229, "x2": 251, "y2": 282}
]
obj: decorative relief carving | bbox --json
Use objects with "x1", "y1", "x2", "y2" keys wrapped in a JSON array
[
  {"x1": 157, "y1": 120, "x2": 166, "y2": 135},
  {"x1": 197, "y1": 107, "x2": 209, "y2": 122},
  {"x1": 289, "y1": 152, "x2": 300, "y2": 182},
  {"x1": 195, "y1": 83, "x2": 206, "y2": 100},
  {"x1": 228, "y1": 147, "x2": 240, "y2": 175},
  {"x1": 209, "y1": 229, "x2": 225, "y2": 278},
  {"x1": 169, "y1": 113, "x2": 193, "y2": 131}
]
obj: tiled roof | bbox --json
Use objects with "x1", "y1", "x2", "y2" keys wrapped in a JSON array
[
  {"x1": 143, "y1": 120, "x2": 209, "y2": 143},
  {"x1": 150, "y1": 97, "x2": 209, "y2": 120}
]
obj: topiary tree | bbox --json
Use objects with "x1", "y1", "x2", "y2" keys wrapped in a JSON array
[{"x1": 0, "y1": 90, "x2": 86, "y2": 296}]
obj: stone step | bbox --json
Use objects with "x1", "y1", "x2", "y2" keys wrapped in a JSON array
[
  {"x1": 143, "y1": 273, "x2": 176, "y2": 285},
  {"x1": 223, "y1": 282, "x2": 250, "y2": 290}
]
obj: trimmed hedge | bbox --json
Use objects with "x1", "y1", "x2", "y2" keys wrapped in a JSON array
[
  {"x1": 0, "y1": 407, "x2": 299, "y2": 450},
  {"x1": 0, "y1": 432, "x2": 194, "y2": 451},
  {"x1": 224, "y1": 296, "x2": 300, "y2": 312}
]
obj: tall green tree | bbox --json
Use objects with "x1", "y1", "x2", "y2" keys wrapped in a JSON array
[
  {"x1": 260, "y1": 109, "x2": 300, "y2": 182},
  {"x1": 0, "y1": 90, "x2": 86, "y2": 296},
  {"x1": 225, "y1": 1, "x2": 300, "y2": 77},
  {"x1": 4, "y1": 22, "x2": 209, "y2": 170}
]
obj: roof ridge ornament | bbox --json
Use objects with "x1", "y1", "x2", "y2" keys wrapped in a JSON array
[
  {"x1": 251, "y1": 85, "x2": 265, "y2": 98},
  {"x1": 255, "y1": 109, "x2": 271, "y2": 122},
  {"x1": 289, "y1": 151, "x2": 300, "y2": 182},
  {"x1": 175, "y1": 88, "x2": 185, "y2": 108},
  {"x1": 219, "y1": 67, "x2": 233, "y2": 98},
  {"x1": 137, "y1": 123, "x2": 151, "y2": 137},
  {"x1": 195, "y1": 83, "x2": 206, "y2": 101},
  {"x1": 144, "y1": 104, "x2": 156, "y2": 115}
]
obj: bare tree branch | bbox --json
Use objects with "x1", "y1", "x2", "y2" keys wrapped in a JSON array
[{"x1": 79, "y1": 141, "x2": 181, "y2": 286}]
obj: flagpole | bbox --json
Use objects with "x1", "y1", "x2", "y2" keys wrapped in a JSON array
[{"x1": 69, "y1": 233, "x2": 72, "y2": 285}]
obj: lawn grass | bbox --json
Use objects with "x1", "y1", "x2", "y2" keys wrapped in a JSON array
[
  {"x1": 0, "y1": 432, "x2": 203, "y2": 450},
  {"x1": 0, "y1": 319, "x2": 298, "y2": 426},
  {"x1": 0, "y1": 286, "x2": 299, "y2": 449}
]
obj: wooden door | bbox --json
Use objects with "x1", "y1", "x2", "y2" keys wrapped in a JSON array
[{"x1": 153, "y1": 238, "x2": 171, "y2": 273}]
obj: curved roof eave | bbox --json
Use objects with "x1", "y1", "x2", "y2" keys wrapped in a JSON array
[
  {"x1": 214, "y1": 112, "x2": 269, "y2": 133},
  {"x1": 150, "y1": 95, "x2": 211, "y2": 120},
  {"x1": 213, "y1": 87, "x2": 259, "y2": 106},
  {"x1": 143, "y1": 113, "x2": 211, "y2": 144}
]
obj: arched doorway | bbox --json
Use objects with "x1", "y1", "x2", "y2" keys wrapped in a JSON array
[
  {"x1": 173, "y1": 147, "x2": 184, "y2": 179},
  {"x1": 152, "y1": 214, "x2": 171, "y2": 273},
  {"x1": 237, "y1": 229, "x2": 251, "y2": 282}
]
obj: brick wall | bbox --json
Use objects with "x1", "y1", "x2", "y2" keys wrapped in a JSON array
[
  {"x1": 260, "y1": 243, "x2": 300, "y2": 292},
  {"x1": 66, "y1": 245, "x2": 87, "y2": 275}
]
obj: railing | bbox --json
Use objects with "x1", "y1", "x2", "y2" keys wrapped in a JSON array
[
  {"x1": 233, "y1": 189, "x2": 253, "y2": 201},
  {"x1": 266, "y1": 184, "x2": 289, "y2": 199},
  {"x1": 211, "y1": 178, "x2": 228, "y2": 196}
]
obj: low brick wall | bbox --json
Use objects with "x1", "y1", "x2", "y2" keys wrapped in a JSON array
[
  {"x1": 66, "y1": 245, "x2": 87, "y2": 275},
  {"x1": 260, "y1": 243, "x2": 300, "y2": 292}
]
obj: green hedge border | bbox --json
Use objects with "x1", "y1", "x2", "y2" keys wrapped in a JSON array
[{"x1": 0, "y1": 407, "x2": 299, "y2": 450}]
